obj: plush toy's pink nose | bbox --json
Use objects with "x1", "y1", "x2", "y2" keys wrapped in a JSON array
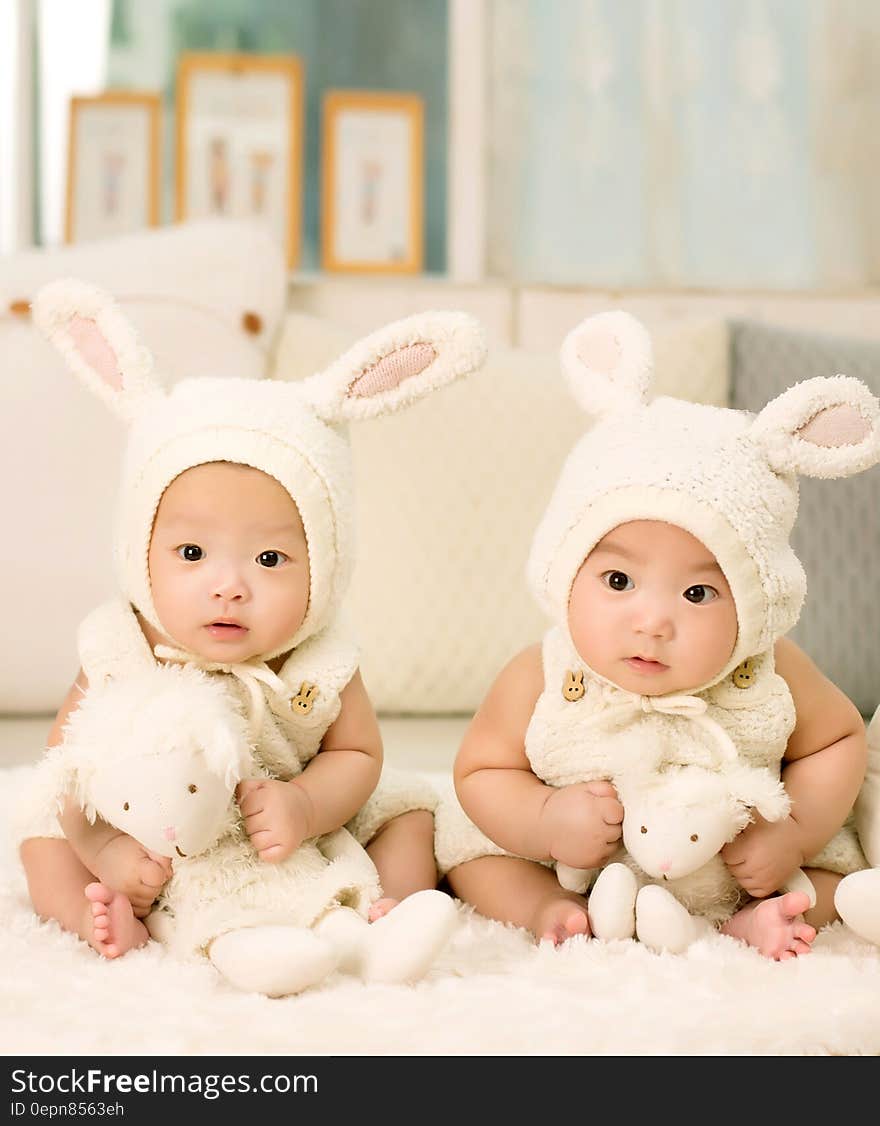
[
  {"x1": 658, "y1": 860, "x2": 671, "y2": 872},
  {"x1": 163, "y1": 826, "x2": 177, "y2": 842}
]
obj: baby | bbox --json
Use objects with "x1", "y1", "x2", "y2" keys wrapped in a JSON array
[
  {"x1": 436, "y1": 310, "x2": 878, "y2": 960},
  {"x1": 18, "y1": 278, "x2": 486, "y2": 994}
]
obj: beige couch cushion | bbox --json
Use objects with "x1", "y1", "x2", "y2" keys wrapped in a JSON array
[
  {"x1": 1, "y1": 220, "x2": 287, "y2": 713},
  {"x1": 273, "y1": 312, "x2": 730, "y2": 714}
]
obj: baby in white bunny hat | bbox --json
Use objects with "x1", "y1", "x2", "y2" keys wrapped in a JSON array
[
  {"x1": 18, "y1": 279, "x2": 486, "y2": 995},
  {"x1": 437, "y1": 310, "x2": 878, "y2": 960}
]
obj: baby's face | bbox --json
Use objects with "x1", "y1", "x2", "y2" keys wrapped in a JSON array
[
  {"x1": 567, "y1": 520, "x2": 738, "y2": 696},
  {"x1": 148, "y1": 462, "x2": 310, "y2": 663}
]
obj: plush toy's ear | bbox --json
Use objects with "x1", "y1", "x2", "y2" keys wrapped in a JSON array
[
  {"x1": 559, "y1": 310, "x2": 654, "y2": 418},
  {"x1": 725, "y1": 763, "x2": 791, "y2": 823},
  {"x1": 31, "y1": 278, "x2": 161, "y2": 421},
  {"x1": 298, "y1": 311, "x2": 487, "y2": 423},
  {"x1": 200, "y1": 710, "x2": 254, "y2": 790},
  {"x1": 750, "y1": 375, "x2": 880, "y2": 479}
]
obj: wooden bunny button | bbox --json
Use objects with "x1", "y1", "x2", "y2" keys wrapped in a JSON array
[
  {"x1": 291, "y1": 682, "x2": 319, "y2": 715},
  {"x1": 562, "y1": 669, "x2": 585, "y2": 701},
  {"x1": 732, "y1": 658, "x2": 756, "y2": 689}
]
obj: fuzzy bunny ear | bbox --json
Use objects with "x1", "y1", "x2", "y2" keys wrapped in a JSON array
[
  {"x1": 750, "y1": 375, "x2": 880, "y2": 479},
  {"x1": 560, "y1": 310, "x2": 654, "y2": 417},
  {"x1": 725, "y1": 763, "x2": 791, "y2": 823},
  {"x1": 200, "y1": 709, "x2": 254, "y2": 791},
  {"x1": 31, "y1": 278, "x2": 161, "y2": 421},
  {"x1": 298, "y1": 311, "x2": 487, "y2": 423}
]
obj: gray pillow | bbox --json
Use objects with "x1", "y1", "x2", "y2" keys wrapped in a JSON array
[{"x1": 731, "y1": 320, "x2": 880, "y2": 717}]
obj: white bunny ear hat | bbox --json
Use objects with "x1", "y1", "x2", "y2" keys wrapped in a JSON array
[
  {"x1": 528, "y1": 311, "x2": 880, "y2": 688},
  {"x1": 33, "y1": 279, "x2": 487, "y2": 659}
]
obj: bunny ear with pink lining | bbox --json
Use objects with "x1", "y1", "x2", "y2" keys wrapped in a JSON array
[
  {"x1": 751, "y1": 374, "x2": 880, "y2": 479},
  {"x1": 298, "y1": 310, "x2": 487, "y2": 424},
  {"x1": 559, "y1": 309, "x2": 654, "y2": 418},
  {"x1": 31, "y1": 278, "x2": 161, "y2": 422}
]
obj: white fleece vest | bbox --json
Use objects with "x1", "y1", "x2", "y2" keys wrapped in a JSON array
[
  {"x1": 525, "y1": 627, "x2": 795, "y2": 786},
  {"x1": 77, "y1": 599, "x2": 360, "y2": 782}
]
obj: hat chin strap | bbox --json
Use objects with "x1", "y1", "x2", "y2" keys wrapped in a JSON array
[{"x1": 154, "y1": 644, "x2": 294, "y2": 743}]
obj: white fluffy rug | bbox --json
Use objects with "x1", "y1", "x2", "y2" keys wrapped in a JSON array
[{"x1": 3, "y1": 763, "x2": 880, "y2": 1057}]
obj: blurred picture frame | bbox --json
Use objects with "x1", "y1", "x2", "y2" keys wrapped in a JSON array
[
  {"x1": 65, "y1": 91, "x2": 161, "y2": 244},
  {"x1": 175, "y1": 52, "x2": 304, "y2": 269},
  {"x1": 321, "y1": 91, "x2": 424, "y2": 274}
]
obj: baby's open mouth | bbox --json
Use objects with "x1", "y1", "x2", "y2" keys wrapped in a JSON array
[{"x1": 206, "y1": 621, "x2": 247, "y2": 636}]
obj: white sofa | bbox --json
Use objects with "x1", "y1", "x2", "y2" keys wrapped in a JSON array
[{"x1": 3, "y1": 221, "x2": 880, "y2": 1057}]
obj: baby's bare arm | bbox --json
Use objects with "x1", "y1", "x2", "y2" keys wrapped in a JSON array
[
  {"x1": 238, "y1": 670, "x2": 384, "y2": 860},
  {"x1": 775, "y1": 636, "x2": 867, "y2": 858},
  {"x1": 723, "y1": 639, "x2": 867, "y2": 895},
  {"x1": 454, "y1": 646, "x2": 622, "y2": 864},
  {"x1": 295, "y1": 670, "x2": 383, "y2": 834},
  {"x1": 454, "y1": 645, "x2": 551, "y2": 858}
]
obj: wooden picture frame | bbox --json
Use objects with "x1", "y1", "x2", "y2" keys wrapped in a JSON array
[
  {"x1": 321, "y1": 91, "x2": 424, "y2": 274},
  {"x1": 175, "y1": 52, "x2": 304, "y2": 269},
  {"x1": 65, "y1": 91, "x2": 161, "y2": 244}
]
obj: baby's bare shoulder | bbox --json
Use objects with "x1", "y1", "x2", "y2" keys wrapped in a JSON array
[{"x1": 490, "y1": 643, "x2": 544, "y2": 704}]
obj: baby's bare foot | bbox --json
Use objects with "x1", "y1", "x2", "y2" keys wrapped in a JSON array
[
  {"x1": 368, "y1": 897, "x2": 399, "y2": 922},
  {"x1": 535, "y1": 896, "x2": 591, "y2": 946},
  {"x1": 721, "y1": 891, "x2": 816, "y2": 960},
  {"x1": 84, "y1": 882, "x2": 150, "y2": 959}
]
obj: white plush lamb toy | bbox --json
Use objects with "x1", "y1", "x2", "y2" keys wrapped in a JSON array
[
  {"x1": 834, "y1": 708, "x2": 880, "y2": 945},
  {"x1": 36, "y1": 662, "x2": 454, "y2": 994},
  {"x1": 558, "y1": 756, "x2": 816, "y2": 954}
]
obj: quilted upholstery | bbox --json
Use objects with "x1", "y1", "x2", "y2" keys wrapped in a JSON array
[{"x1": 732, "y1": 320, "x2": 880, "y2": 716}]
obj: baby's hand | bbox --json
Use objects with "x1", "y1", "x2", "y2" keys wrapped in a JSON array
[
  {"x1": 721, "y1": 813, "x2": 806, "y2": 899},
  {"x1": 541, "y1": 780, "x2": 624, "y2": 869},
  {"x1": 91, "y1": 834, "x2": 173, "y2": 919},
  {"x1": 236, "y1": 778, "x2": 314, "y2": 863}
]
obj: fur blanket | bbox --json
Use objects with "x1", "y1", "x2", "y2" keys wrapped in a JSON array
[{"x1": 3, "y1": 764, "x2": 879, "y2": 1056}]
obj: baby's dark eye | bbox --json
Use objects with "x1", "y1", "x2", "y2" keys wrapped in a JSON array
[
  {"x1": 177, "y1": 544, "x2": 203, "y2": 562},
  {"x1": 257, "y1": 550, "x2": 288, "y2": 568},
  {"x1": 690, "y1": 834, "x2": 699, "y2": 842},
  {"x1": 683, "y1": 584, "x2": 717, "y2": 604},
  {"x1": 188, "y1": 784, "x2": 198, "y2": 794},
  {"x1": 604, "y1": 571, "x2": 634, "y2": 592},
  {"x1": 123, "y1": 802, "x2": 130, "y2": 811}
]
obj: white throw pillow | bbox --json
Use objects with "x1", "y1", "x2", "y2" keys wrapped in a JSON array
[
  {"x1": 273, "y1": 312, "x2": 731, "y2": 714},
  {"x1": 1, "y1": 219, "x2": 287, "y2": 713}
]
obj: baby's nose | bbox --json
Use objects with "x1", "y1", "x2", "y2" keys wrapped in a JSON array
[{"x1": 163, "y1": 825, "x2": 177, "y2": 842}]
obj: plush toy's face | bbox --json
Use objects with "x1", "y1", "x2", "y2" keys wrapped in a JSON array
[
  {"x1": 88, "y1": 747, "x2": 235, "y2": 859},
  {"x1": 622, "y1": 776, "x2": 742, "y2": 880}
]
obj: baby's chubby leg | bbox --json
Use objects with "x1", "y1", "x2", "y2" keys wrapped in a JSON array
[
  {"x1": 365, "y1": 809, "x2": 441, "y2": 921},
  {"x1": 446, "y1": 855, "x2": 591, "y2": 945},
  {"x1": 20, "y1": 837, "x2": 148, "y2": 958}
]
